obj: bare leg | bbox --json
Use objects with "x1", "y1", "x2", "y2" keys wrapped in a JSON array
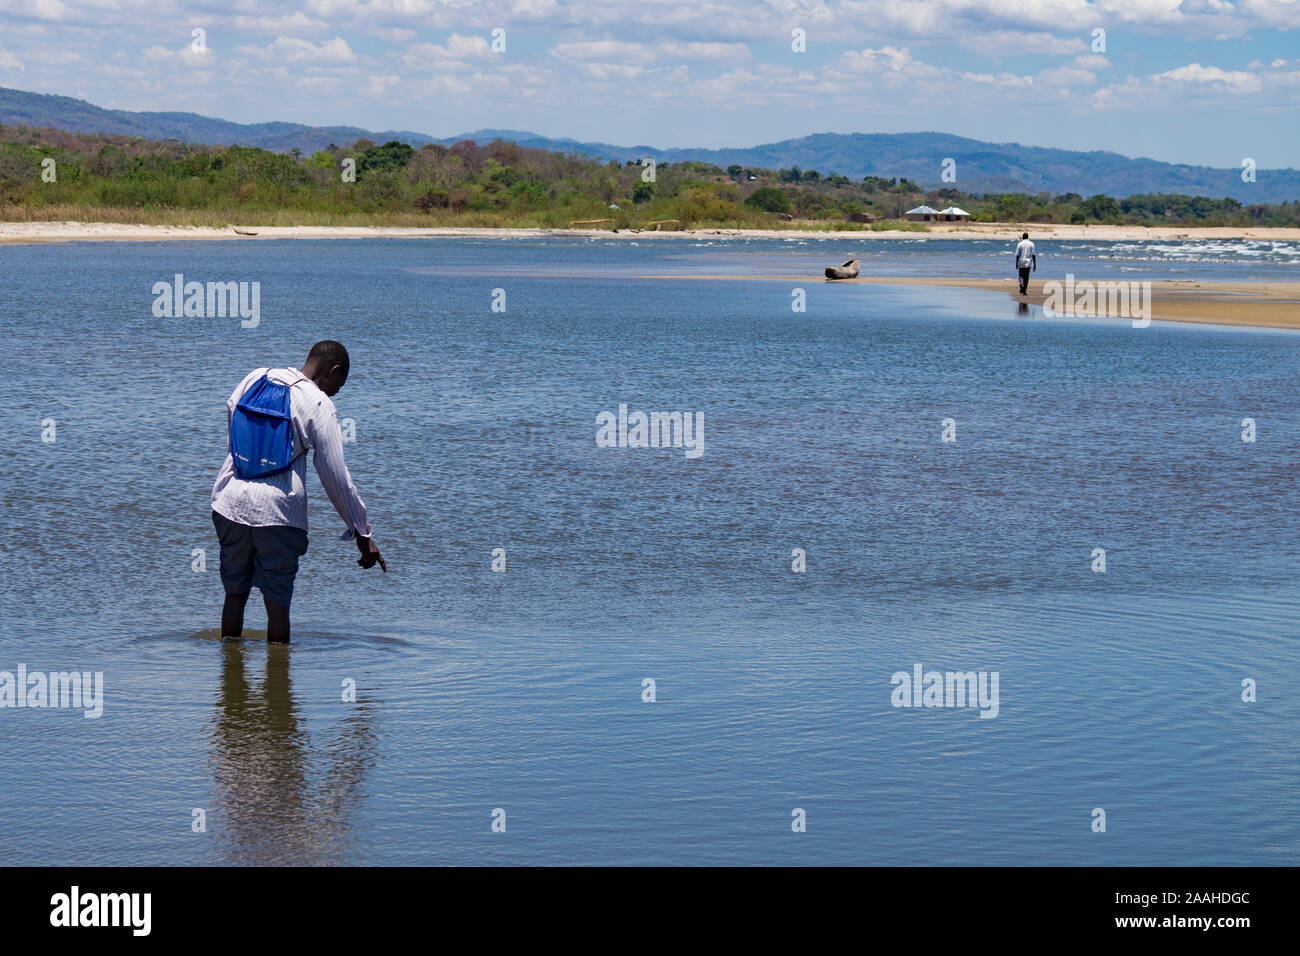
[
  {"x1": 222, "y1": 591, "x2": 251, "y2": 637},
  {"x1": 265, "y1": 598, "x2": 291, "y2": 644}
]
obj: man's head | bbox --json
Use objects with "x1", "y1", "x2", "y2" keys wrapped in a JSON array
[
  {"x1": 1022, "y1": 233, "x2": 1029, "y2": 240},
  {"x1": 302, "y1": 340, "x2": 350, "y2": 396}
]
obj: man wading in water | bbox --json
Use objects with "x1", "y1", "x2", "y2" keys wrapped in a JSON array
[
  {"x1": 210, "y1": 340, "x2": 386, "y2": 643},
  {"x1": 1015, "y1": 232, "x2": 1037, "y2": 295}
]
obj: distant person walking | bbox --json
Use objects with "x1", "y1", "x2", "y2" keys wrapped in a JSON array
[
  {"x1": 210, "y1": 340, "x2": 386, "y2": 644},
  {"x1": 1015, "y1": 232, "x2": 1037, "y2": 295}
]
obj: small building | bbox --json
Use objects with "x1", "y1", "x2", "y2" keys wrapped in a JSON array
[
  {"x1": 904, "y1": 205, "x2": 941, "y2": 222},
  {"x1": 937, "y1": 206, "x2": 970, "y2": 221},
  {"x1": 848, "y1": 212, "x2": 877, "y2": 223}
]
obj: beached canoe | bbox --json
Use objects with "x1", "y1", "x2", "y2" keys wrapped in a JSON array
[{"x1": 825, "y1": 258, "x2": 859, "y2": 279}]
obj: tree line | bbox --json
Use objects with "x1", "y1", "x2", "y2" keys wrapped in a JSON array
[{"x1": 1, "y1": 124, "x2": 1296, "y2": 229}]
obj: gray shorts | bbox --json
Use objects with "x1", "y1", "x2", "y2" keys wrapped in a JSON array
[{"x1": 212, "y1": 510, "x2": 309, "y2": 607}]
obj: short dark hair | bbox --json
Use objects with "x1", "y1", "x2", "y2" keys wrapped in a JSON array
[
  {"x1": 1022, "y1": 232, "x2": 1029, "y2": 239},
  {"x1": 307, "y1": 340, "x2": 349, "y2": 380}
]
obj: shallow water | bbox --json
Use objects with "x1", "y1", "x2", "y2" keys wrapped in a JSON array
[{"x1": 0, "y1": 237, "x2": 1297, "y2": 865}]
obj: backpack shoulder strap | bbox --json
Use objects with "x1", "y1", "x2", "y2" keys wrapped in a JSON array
[{"x1": 279, "y1": 370, "x2": 312, "y2": 465}]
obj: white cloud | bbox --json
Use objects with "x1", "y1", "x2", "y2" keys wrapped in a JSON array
[
  {"x1": 0, "y1": 48, "x2": 26, "y2": 71},
  {"x1": 233, "y1": 13, "x2": 328, "y2": 35},
  {"x1": 1038, "y1": 65, "x2": 1097, "y2": 86},
  {"x1": 242, "y1": 36, "x2": 356, "y2": 65},
  {"x1": 1073, "y1": 53, "x2": 1111, "y2": 70},
  {"x1": 140, "y1": 44, "x2": 214, "y2": 66},
  {"x1": 20, "y1": 0, "x2": 69, "y2": 22},
  {"x1": 551, "y1": 40, "x2": 750, "y2": 65},
  {"x1": 1156, "y1": 62, "x2": 1264, "y2": 93},
  {"x1": 960, "y1": 31, "x2": 1088, "y2": 57},
  {"x1": 403, "y1": 33, "x2": 491, "y2": 67},
  {"x1": 1088, "y1": 60, "x2": 1277, "y2": 111},
  {"x1": 840, "y1": 46, "x2": 930, "y2": 76},
  {"x1": 1238, "y1": 0, "x2": 1300, "y2": 29},
  {"x1": 365, "y1": 27, "x2": 417, "y2": 43},
  {"x1": 364, "y1": 73, "x2": 402, "y2": 96}
]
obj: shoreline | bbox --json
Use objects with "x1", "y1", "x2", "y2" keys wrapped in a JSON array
[
  {"x1": 644, "y1": 274, "x2": 1300, "y2": 330},
  {"x1": 4, "y1": 220, "x2": 1300, "y2": 245}
]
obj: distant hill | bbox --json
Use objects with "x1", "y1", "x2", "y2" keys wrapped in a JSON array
[
  {"x1": 0, "y1": 87, "x2": 439, "y2": 153},
  {"x1": 2, "y1": 86, "x2": 1295, "y2": 202}
]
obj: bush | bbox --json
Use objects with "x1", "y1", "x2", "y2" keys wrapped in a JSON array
[
  {"x1": 415, "y1": 189, "x2": 449, "y2": 211},
  {"x1": 744, "y1": 187, "x2": 791, "y2": 214},
  {"x1": 508, "y1": 180, "x2": 549, "y2": 204},
  {"x1": 1079, "y1": 194, "x2": 1120, "y2": 221},
  {"x1": 358, "y1": 140, "x2": 414, "y2": 176}
]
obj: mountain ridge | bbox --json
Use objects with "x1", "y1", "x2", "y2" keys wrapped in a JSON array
[{"x1": 2, "y1": 86, "x2": 1294, "y2": 202}]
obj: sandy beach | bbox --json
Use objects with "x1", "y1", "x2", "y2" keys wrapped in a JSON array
[
  {"x1": 647, "y1": 273, "x2": 1300, "y2": 330},
  {"x1": 4, "y1": 220, "x2": 1300, "y2": 245}
]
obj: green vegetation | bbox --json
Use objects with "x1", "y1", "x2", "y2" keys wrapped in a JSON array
[
  {"x1": 744, "y1": 187, "x2": 791, "y2": 215},
  {"x1": 2, "y1": 124, "x2": 1298, "y2": 230}
]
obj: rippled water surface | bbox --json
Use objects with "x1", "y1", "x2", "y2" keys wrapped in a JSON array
[{"x1": 1, "y1": 237, "x2": 1297, "y2": 865}]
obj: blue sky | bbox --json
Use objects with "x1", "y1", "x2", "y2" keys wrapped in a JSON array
[{"x1": 0, "y1": 0, "x2": 1297, "y2": 168}]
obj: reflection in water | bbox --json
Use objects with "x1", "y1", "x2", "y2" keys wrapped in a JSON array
[
  {"x1": 1017, "y1": 301, "x2": 1030, "y2": 317},
  {"x1": 210, "y1": 640, "x2": 378, "y2": 864}
]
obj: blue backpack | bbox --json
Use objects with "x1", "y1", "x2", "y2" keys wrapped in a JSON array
[{"x1": 230, "y1": 373, "x2": 305, "y2": 479}]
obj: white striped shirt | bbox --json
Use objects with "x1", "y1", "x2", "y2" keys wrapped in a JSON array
[
  {"x1": 210, "y1": 367, "x2": 373, "y2": 537},
  {"x1": 1015, "y1": 239, "x2": 1036, "y2": 268}
]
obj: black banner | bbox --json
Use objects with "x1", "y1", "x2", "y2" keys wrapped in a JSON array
[{"x1": 0, "y1": 866, "x2": 1271, "y2": 942}]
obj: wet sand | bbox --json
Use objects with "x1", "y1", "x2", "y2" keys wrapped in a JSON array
[{"x1": 641, "y1": 274, "x2": 1300, "y2": 330}]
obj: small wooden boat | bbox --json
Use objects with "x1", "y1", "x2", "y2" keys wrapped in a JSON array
[
  {"x1": 232, "y1": 226, "x2": 258, "y2": 236},
  {"x1": 825, "y1": 258, "x2": 859, "y2": 279}
]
